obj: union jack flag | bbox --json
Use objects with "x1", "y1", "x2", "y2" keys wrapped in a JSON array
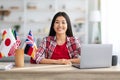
[
  {"x1": 24, "y1": 30, "x2": 37, "y2": 58},
  {"x1": 26, "y1": 30, "x2": 34, "y2": 45}
]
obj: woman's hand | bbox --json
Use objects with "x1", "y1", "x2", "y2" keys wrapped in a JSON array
[{"x1": 57, "y1": 59, "x2": 72, "y2": 65}]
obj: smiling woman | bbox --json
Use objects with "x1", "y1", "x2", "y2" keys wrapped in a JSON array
[{"x1": 30, "y1": 12, "x2": 81, "y2": 65}]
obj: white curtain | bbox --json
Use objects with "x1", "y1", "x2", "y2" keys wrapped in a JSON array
[{"x1": 101, "y1": 0, "x2": 120, "y2": 63}]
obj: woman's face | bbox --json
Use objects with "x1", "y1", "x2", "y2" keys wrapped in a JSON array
[{"x1": 54, "y1": 16, "x2": 67, "y2": 35}]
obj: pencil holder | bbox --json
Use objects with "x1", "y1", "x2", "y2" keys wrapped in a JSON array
[{"x1": 15, "y1": 49, "x2": 24, "y2": 67}]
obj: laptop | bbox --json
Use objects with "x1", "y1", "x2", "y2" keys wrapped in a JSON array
[{"x1": 72, "y1": 44, "x2": 112, "y2": 69}]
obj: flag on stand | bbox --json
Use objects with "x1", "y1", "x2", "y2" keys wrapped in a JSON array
[
  {"x1": 2, "y1": 30, "x2": 7, "y2": 40},
  {"x1": 8, "y1": 30, "x2": 21, "y2": 56},
  {"x1": 0, "y1": 53, "x2": 4, "y2": 58},
  {"x1": 24, "y1": 30, "x2": 37, "y2": 59},
  {"x1": 0, "y1": 29, "x2": 16, "y2": 57},
  {"x1": 0, "y1": 29, "x2": 7, "y2": 58}
]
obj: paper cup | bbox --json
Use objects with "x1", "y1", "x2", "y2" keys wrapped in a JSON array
[{"x1": 15, "y1": 49, "x2": 24, "y2": 67}]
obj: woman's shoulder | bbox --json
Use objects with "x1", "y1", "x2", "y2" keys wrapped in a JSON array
[
  {"x1": 67, "y1": 36, "x2": 79, "y2": 40},
  {"x1": 67, "y1": 36, "x2": 81, "y2": 43},
  {"x1": 43, "y1": 36, "x2": 55, "y2": 41}
]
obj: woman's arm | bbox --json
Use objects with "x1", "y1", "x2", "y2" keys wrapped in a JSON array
[
  {"x1": 69, "y1": 58, "x2": 80, "y2": 64},
  {"x1": 39, "y1": 58, "x2": 72, "y2": 65},
  {"x1": 39, "y1": 58, "x2": 80, "y2": 65}
]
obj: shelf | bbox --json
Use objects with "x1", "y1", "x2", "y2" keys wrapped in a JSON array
[
  {"x1": 26, "y1": 21, "x2": 51, "y2": 24},
  {"x1": 74, "y1": 18, "x2": 85, "y2": 24},
  {"x1": 0, "y1": 0, "x2": 89, "y2": 44},
  {"x1": 0, "y1": 20, "x2": 24, "y2": 24},
  {"x1": 26, "y1": 8, "x2": 56, "y2": 12},
  {"x1": 26, "y1": 7, "x2": 86, "y2": 13},
  {"x1": 0, "y1": 10, "x2": 10, "y2": 16}
]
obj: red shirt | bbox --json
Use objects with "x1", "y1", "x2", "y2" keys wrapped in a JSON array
[
  {"x1": 31, "y1": 36, "x2": 81, "y2": 64},
  {"x1": 51, "y1": 42, "x2": 70, "y2": 59}
]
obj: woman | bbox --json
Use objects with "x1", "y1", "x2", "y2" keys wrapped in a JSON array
[{"x1": 31, "y1": 12, "x2": 81, "y2": 65}]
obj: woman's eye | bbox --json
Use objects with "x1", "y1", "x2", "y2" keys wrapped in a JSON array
[
  {"x1": 55, "y1": 21, "x2": 59, "y2": 24},
  {"x1": 62, "y1": 22, "x2": 66, "y2": 24},
  {"x1": 55, "y1": 21, "x2": 66, "y2": 24}
]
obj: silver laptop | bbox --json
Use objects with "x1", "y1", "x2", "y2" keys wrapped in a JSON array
[{"x1": 72, "y1": 44, "x2": 112, "y2": 69}]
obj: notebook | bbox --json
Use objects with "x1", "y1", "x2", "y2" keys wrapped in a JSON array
[
  {"x1": 72, "y1": 44, "x2": 112, "y2": 69},
  {"x1": 0, "y1": 62, "x2": 14, "y2": 70}
]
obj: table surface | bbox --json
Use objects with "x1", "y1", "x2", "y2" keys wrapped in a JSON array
[{"x1": 1, "y1": 63, "x2": 120, "y2": 80}]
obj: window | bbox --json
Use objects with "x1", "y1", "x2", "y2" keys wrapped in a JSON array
[{"x1": 101, "y1": 0, "x2": 120, "y2": 63}]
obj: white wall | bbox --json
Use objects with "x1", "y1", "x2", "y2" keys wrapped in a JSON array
[{"x1": 101, "y1": 0, "x2": 120, "y2": 64}]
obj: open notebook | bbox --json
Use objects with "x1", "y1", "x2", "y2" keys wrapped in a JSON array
[{"x1": 0, "y1": 62, "x2": 14, "y2": 70}]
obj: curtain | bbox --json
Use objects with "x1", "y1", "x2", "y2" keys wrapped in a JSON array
[{"x1": 101, "y1": 0, "x2": 120, "y2": 63}]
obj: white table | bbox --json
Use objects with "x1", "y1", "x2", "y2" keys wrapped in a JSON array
[{"x1": 0, "y1": 63, "x2": 120, "y2": 80}]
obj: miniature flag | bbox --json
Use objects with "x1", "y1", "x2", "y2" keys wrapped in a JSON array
[
  {"x1": 0, "y1": 29, "x2": 7, "y2": 58},
  {"x1": 8, "y1": 30, "x2": 21, "y2": 56},
  {"x1": 14, "y1": 30, "x2": 21, "y2": 48},
  {"x1": 24, "y1": 30, "x2": 37, "y2": 58},
  {"x1": 0, "y1": 28, "x2": 16, "y2": 57},
  {"x1": 2, "y1": 29, "x2": 7, "y2": 40},
  {"x1": 0, "y1": 53, "x2": 4, "y2": 58}
]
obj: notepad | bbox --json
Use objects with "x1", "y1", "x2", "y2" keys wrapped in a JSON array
[{"x1": 0, "y1": 63, "x2": 14, "y2": 70}]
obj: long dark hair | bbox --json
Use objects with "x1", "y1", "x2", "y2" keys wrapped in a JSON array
[{"x1": 49, "y1": 12, "x2": 73, "y2": 37}]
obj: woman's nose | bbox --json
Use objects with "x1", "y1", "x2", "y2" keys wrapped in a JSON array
[{"x1": 58, "y1": 22, "x2": 62, "y2": 27}]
